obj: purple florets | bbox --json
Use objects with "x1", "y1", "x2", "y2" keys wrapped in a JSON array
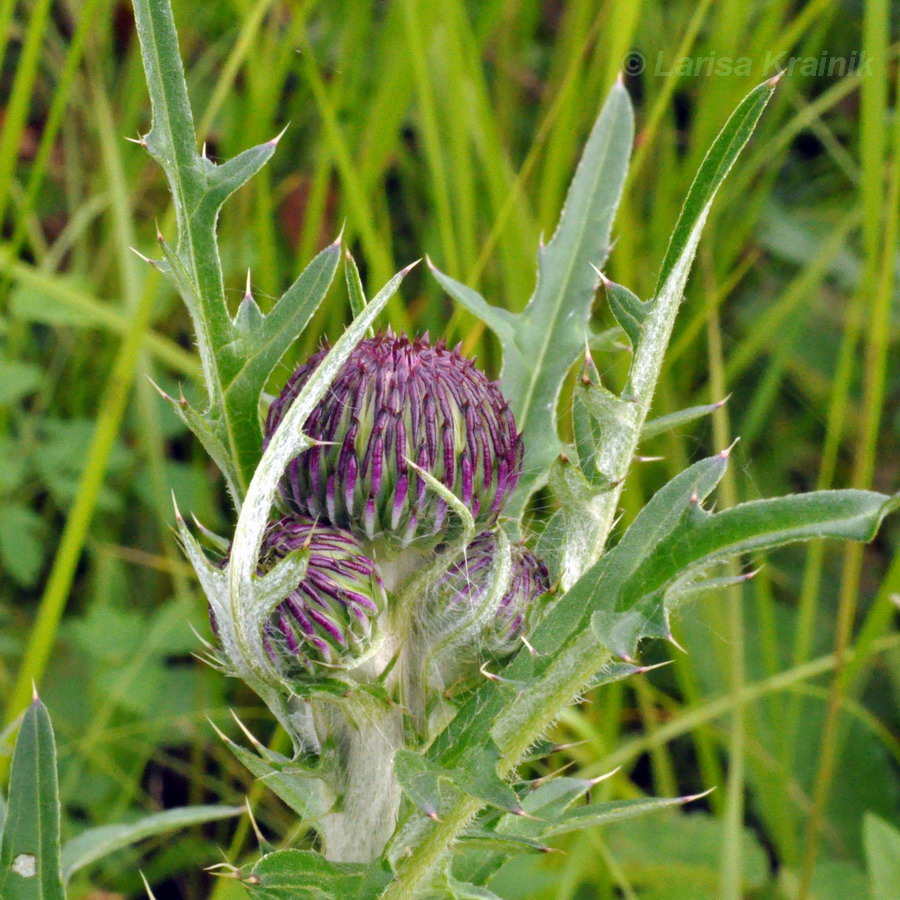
[
  {"x1": 253, "y1": 516, "x2": 386, "y2": 677},
  {"x1": 264, "y1": 330, "x2": 523, "y2": 548},
  {"x1": 439, "y1": 531, "x2": 550, "y2": 654}
]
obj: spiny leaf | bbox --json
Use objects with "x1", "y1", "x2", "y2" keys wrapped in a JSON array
[
  {"x1": 454, "y1": 745, "x2": 523, "y2": 815},
  {"x1": 154, "y1": 385, "x2": 239, "y2": 499},
  {"x1": 395, "y1": 743, "x2": 523, "y2": 819},
  {"x1": 450, "y1": 775, "x2": 598, "y2": 885},
  {"x1": 430, "y1": 81, "x2": 634, "y2": 516},
  {"x1": 394, "y1": 749, "x2": 444, "y2": 819},
  {"x1": 199, "y1": 137, "x2": 280, "y2": 211},
  {"x1": 440, "y1": 875, "x2": 505, "y2": 899},
  {"x1": 601, "y1": 275, "x2": 649, "y2": 349},
  {"x1": 0, "y1": 698, "x2": 64, "y2": 900},
  {"x1": 586, "y1": 456, "x2": 899, "y2": 658},
  {"x1": 456, "y1": 829, "x2": 549, "y2": 855},
  {"x1": 641, "y1": 399, "x2": 727, "y2": 441},
  {"x1": 428, "y1": 263, "x2": 516, "y2": 342},
  {"x1": 246, "y1": 849, "x2": 391, "y2": 899},
  {"x1": 217, "y1": 729, "x2": 332, "y2": 822},
  {"x1": 222, "y1": 239, "x2": 342, "y2": 416},
  {"x1": 541, "y1": 791, "x2": 711, "y2": 838}
]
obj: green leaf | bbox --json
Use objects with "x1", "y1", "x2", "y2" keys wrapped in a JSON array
[
  {"x1": 0, "y1": 505, "x2": 46, "y2": 587},
  {"x1": 430, "y1": 81, "x2": 634, "y2": 514},
  {"x1": 641, "y1": 399, "x2": 726, "y2": 441},
  {"x1": 541, "y1": 792, "x2": 707, "y2": 837},
  {"x1": 581, "y1": 452, "x2": 898, "y2": 658},
  {"x1": 454, "y1": 745, "x2": 523, "y2": 815},
  {"x1": 0, "y1": 358, "x2": 42, "y2": 407},
  {"x1": 222, "y1": 239, "x2": 342, "y2": 430},
  {"x1": 218, "y1": 730, "x2": 332, "y2": 822},
  {"x1": 451, "y1": 776, "x2": 595, "y2": 886},
  {"x1": 572, "y1": 376, "x2": 632, "y2": 488},
  {"x1": 0, "y1": 698, "x2": 64, "y2": 900},
  {"x1": 394, "y1": 749, "x2": 444, "y2": 818},
  {"x1": 456, "y1": 829, "x2": 548, "y2": 855},
  {"x1": 247, "y1": 849, "x2": 390, "y2": 900},
  {"x1": 60, "y1": 804, "x2": 242, "y2": 881},
  {"x1": 200, "y1": 139, "x2": 279, "y2": 211},
  {"x1": 579, "y1": 77, "x2": 781, "y2": 573},
  {"x1": 395, "y1": 744, "x2": 523, "y2": 819},
  {"x1": 864, "y1": 813, "x2": 900, "y2": 900},
  {"x1": 441, "y1": 875, "x2": 504, "y2": 899},
  {"x1": 131, "y1": 0, "x2": 292, "y2": 496},
  {"x1": 155, "y1": 386, "x2": 239, "y2": 499},
  {"x1": 344, "y1": 250, "x2": 373, "y2": 333},
  {"x1": 601, "y1": 276, "x2": 649, "y2": 350}
]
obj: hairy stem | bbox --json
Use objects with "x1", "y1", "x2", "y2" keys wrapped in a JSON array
[{"x1": 317, "y1": 707, "x2": 404, "y2": 863}]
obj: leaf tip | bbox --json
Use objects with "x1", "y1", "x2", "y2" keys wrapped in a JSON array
[
  {"x1": 171, "y1": 490, "x2": 184, "y2": 522},
  {"x1": 269, "y1": 122, "x2": 290, "y2": 147},
  {"x1": 147, "y1": 375, "x2": 175, "y2": 404},
  {"x1": 140, "y1": 871, "x2": 158, "y2": 899},
  {"x1": 331, "y1": 220, "x2": 346, "y2": 247},
  {"x1": 589, "y1": 765, "x2": 622, "y2": 787},
  {"x1": 714, "y1": 393, "x2": 732, "y2": 410},
  {"x1": 401, "y1": 258, "x2": 422, "y2": 277},
  {"x1": 767, "y1": 69, "x2": 785, "y2": 87},
  {"x1": 31, "y1": 678, "x2": 40, "y2": 703},
  {"x1": 719, "y1": 436, "x2": 740, "y2": 460},
  {"x1": 129, "y1": 246, "x2": 153, "y2": 264},
  {"x1": 591, "y1": 263, "x2": 611, "y2": 288}
]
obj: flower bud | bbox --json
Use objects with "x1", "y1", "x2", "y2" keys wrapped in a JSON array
[
  {"x1": 434, "y1": 531, "x2": 550, "y2": 655},
  {"x1": 264, "y1": 331, "x2": 523, "y2": 548},
  {"x1": 246, "y1": 517, "x2": 386, "y2": 678}
]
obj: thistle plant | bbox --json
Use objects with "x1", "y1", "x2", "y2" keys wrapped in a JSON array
[{"x1": 2, "y1": 2, "x2": 897, "y2": 899}]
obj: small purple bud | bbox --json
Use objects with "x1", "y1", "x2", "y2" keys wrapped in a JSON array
[
  {"x1": 264, "y1": 331, "x2": 524, "y2": 548},
  {"x1": 437, "y1": 531, "x2": 550, "y2": 655},
  {"x1": 217, "y1": 517, "x2": 386, "y2": 679}
]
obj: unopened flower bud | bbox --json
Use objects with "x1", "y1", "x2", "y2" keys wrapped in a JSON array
[
  {"x1": 240, "y1": 517, "x2": 386, "y2": 678},
  {"x1": 434, "y1": 531, "x2": 550, "y2": 655},
  {"x1": 264, "y1": 331, "x2": 523, "y2": 548}
]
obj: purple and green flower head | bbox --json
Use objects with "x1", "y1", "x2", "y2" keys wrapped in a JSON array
[
  {"x1": 436, "y1": 531, "x2": 550, "y2": 655},
  {"x1": 216, "y1": 516, "x2": 387, "y2": 679},
  {"x1": 264, "y1": 330, "x2": 523, "y2": 548}
]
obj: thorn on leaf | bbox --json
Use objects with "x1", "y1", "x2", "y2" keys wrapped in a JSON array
[{"x1": 269, "y1": 123, "x2": 290, "y2": 147}]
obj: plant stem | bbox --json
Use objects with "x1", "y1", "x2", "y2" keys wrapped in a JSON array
[{"x1": 317, "y1": 706, "x2": 405, "y2": 863}]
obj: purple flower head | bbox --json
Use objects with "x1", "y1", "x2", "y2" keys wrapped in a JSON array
[
  {"x1": 224, "y1": 516, "x2": 386, "y2": 678},
  {"x1": 438, "y1": 531, "x2": 550, "y2": 655},
  {"x1": 264, "y1": 330, "x2": 523, "y2": 548}
]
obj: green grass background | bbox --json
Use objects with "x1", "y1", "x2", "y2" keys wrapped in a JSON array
[{"x1": 0, "y1": 0, "x2": 897, "y2": 897}]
